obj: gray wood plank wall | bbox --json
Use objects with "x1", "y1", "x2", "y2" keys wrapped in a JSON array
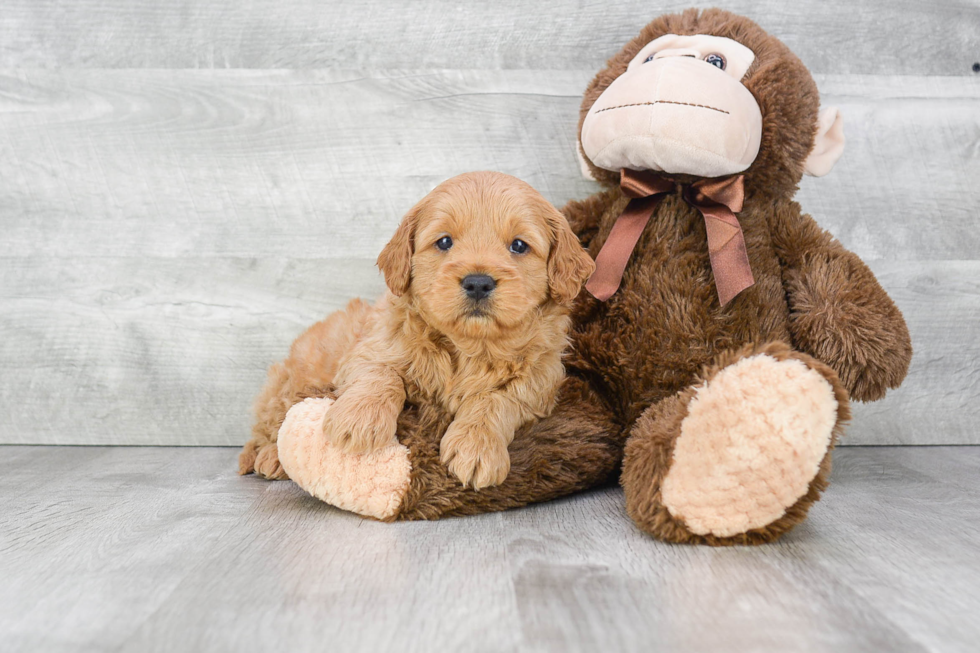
[{"x1": 1, "y1": 1, "x2": 978, "y2": 445}]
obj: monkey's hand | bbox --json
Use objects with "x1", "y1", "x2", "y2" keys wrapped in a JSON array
[
  {"x1": 781, "y1": 246, "x2": 911, "y2": 402},
  {"x1": 769, "y1": 203, "x2": 911, "y2": 402}
]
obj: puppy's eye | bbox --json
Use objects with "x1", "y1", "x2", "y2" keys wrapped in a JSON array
[
  {"x1": 509, "y1": 239, "x2": 529, "y2": 255},
  {"x1": 704, "y1": 53, "x2": 726, "y2": 70},
  {"x1": 643, "y1": 54, "x2": 657, "y2": 63},
  {"x1": 435, "y1": 236, "x2": 453, "y2": 251}
]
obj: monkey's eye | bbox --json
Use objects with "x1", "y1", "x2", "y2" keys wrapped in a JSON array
[
  {"x1": 643, "y1": 54, "x2": 657, "y2": 63},
  {"x1": 435, "y1": 236, "x2": 453, "y2": 251},
  {"x1": 704, "y1": 53, "x2": 726, "y2": 70},
  {"x1": 509, "y1": 239, "x2": 529, "y2": 255}
]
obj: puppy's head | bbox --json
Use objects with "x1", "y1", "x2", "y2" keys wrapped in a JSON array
[{"x1": 377, "y1": 172, "x2": 595, "y2": 341}]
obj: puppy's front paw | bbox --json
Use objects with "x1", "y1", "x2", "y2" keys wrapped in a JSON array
[
  {"x1": 440, "y1": 422, "x2": 510, "y2": 490},
  {"x1": 322, "y1": 390, "x2": 399, "y2": 454}
]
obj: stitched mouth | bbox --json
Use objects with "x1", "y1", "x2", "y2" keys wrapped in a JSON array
[{"x1": 594, "y1": 100, "x2": 730, "y2": 115}]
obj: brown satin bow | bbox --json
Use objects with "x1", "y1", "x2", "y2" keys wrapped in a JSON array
[{"x1": 584, "y1": 168, "x2": 755, "y2": 305}]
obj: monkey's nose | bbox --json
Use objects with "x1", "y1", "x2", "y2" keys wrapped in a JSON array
[{"x1": 461, "y1": 274, "x2": 496, "y2": 301}]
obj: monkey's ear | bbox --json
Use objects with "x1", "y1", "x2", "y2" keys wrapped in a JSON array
[
  {"x1": 804, "y1": 107, "x2": 845, "y2": 177},
  {"x1": 545, "y1": 206, "x2": 596, "y2": 305},
  {"x1": 377, "y1": 205, "x2": 420, "y2": 296}
]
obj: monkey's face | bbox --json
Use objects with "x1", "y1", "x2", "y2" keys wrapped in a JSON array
[{"x1": 581, "y1": 34, "x2": 763, "y2": 178}]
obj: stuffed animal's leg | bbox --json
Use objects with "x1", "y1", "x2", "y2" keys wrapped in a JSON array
[
  {"x1": 276, "y1": 376, "x2": 625, "y2": 521},
  {"x1": 278, "y1": 397, "x2": 412, "y2": 519},
  {"x1": 397, "y1": 375, "x2": 624, "y2": 520},
  {"x1": 622, "y1": 342, "x2": 850, "y2": 545}
]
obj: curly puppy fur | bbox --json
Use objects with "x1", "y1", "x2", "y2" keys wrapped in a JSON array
[
  {"x1": 373, "y1": 9, "x2": 910, "y2": 542},
  {"x1": 555, "y1": 8, "x2": 911, "y2": 543},
  {"x1": 239, "y1": 171, "x2": 594, "y2": 489},
  {"x1": 243, "y1": 10, "x2": 912, "y2": 546}
]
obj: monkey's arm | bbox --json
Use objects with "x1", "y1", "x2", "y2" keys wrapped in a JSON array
[
  {"x1": 768, "y1": 202, "x2": 912, "y2": 402},
  {"x1": 277, "y1": 374, "x2": 626, "y2": 521},
  {"x1": 398, "y1": 375, "x2": 625, "y2": 519}
]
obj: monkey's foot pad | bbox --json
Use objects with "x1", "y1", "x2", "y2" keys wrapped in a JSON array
[
  {"x1": 661, "y1": 354, "x2": 839, "y2": 537},
  {"x1": 277, "y1": 397, "x2": 411, "y2": 520}
]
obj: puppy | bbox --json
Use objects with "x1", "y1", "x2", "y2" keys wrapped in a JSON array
[{"x1": 239, "y1": 171, "x2": 595, "y2": 489}]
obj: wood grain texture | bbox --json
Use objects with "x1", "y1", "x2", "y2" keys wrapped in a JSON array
[
  {"x1": 1, "y1": 0, "x2": 978, "y2": 75},
  {"x1": 1, "y1": 258, "x2": 974, "y2": 446},
  {"x1": 0, "y1": 257, "x2": 384, "y2": 446},
  {"x1": 1, "y1": 71, "x2": 977, "y2": 261},
  {"x1": 0, "y1": 69, "x2": 593, "y2": 260},
  {"x1": 849, "y1": 260, "x2": 980, "y2": 444},
  {"x1": 1, "y1": 70, "x2": 977, "y2": 445},
  {"x1": 0, "y1": 447, "x2": 270, "y2": 651},
  {"x1": 798, "y1": 75, "x2": 980, "y2": 262},
  {"x1": 1, "y1": 445, "x2": 978, "y2": 652}
]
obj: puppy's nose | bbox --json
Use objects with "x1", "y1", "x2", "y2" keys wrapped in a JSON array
[{"x1": 461, "y1": 274, "x2": 496, "y2": 301}]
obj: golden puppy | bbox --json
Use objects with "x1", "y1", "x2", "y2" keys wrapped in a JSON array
[{"x1": 239, "y1": 171, "x2": 595, "y2": 489}]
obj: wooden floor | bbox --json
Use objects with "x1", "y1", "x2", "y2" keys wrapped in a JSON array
[{"x1": 1, "y1": 446, "x2": 977, "y2": 652}]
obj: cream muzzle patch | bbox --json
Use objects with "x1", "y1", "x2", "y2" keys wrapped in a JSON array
[{"x1": 581, "y1": 34, "x2": 763, "y2": 178}]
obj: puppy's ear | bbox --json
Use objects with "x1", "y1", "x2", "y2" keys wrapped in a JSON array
[
  {"x1": 377, "y1": 204, "x2": 421, "y2": 296},
  {"x1": 545, "y1": 205, "x2": 596, "y2": 305}
]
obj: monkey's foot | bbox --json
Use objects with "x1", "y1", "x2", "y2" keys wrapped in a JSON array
[
  {"x1": 277, "y1": 397, "x2": 411, "y2": 520},
  {"x1": 661, "y1": 353, "x2": 840, "y2": 538}
]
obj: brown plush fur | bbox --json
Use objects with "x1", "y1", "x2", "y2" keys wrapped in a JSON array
[
  {"x1": 621, "y1": 342, "x2": 851, "y2": 546},
  {"x1": 243, "y1": 9, "x2": 912, "y2": 546},
  {"x1": 388, "y1": 9, "x2": 910, "y2": 541},
  {"x1": 577, "y1": 9, "x2": 821, "y2": 200},
  {"x1": 391, "y1": 375, "x2": 624, "y2": 521},
  {"x1": 556, "y1": 9, "x2": 911, "y2": 543},
  {"x1": 240, "y1": 171, "x2": 594, "y2": 489}
]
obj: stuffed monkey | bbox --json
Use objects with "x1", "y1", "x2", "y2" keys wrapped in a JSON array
[{"x1": 251, "y1": 8, "x2": 911, "y2": 545}]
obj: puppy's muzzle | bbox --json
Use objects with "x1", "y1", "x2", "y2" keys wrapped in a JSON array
[{"x1": 461, "y1": 274, "x2": 496, "y2": 301}]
